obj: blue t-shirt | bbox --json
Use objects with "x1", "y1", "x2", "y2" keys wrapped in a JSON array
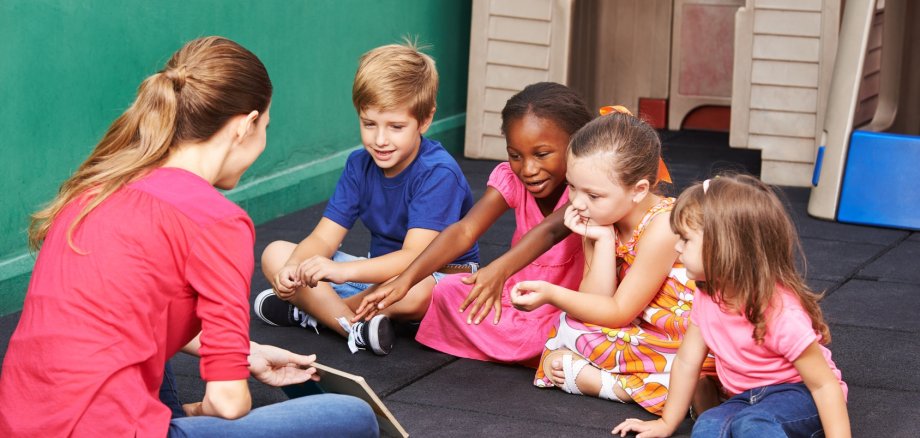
[{"x1": 324, "y1": 136, "x2": 479, "y2": 264}]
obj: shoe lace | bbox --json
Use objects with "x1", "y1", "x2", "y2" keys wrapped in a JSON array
[
  {"x1": 293, "y1": 308, "x2": 319, "y2": 334},
  {"x1": 336, "y1": 317, "x2": 365, "y2": 354}
]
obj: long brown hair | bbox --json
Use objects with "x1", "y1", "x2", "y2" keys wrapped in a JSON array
[
  {"x1": 670, "y1": 174, "x2": 831, "y2": 344},
  {"x1": 28, "y1": 36, "x2": 272, "y2": 251}
]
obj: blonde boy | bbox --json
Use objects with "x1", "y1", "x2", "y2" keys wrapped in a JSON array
[{"x1": 255, "y1": 42, "x2": 479, "y2": 355}]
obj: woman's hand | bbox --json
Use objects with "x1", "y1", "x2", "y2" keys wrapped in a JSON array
[
  {"x1": 611, "y1": 418, "x2": 675, "y2": 438},
  {"x1": 458, "y1": 267, "x2": 507, "y2": 325},
  {"x1": 248, "y1": 342, "x2": 320, "y2": 387},
  {"x1": 509, "y1": 280, "x2": 558, "y2": 311},
  {"x1": 353, "y1": 277, "x2": 411, "y2": 322},
  {"x1": 182, "y1": 402, "x2": 204, "y2": 417},
  {"x1": 563, "y1": 205, "x2": 617, "y2": 243}
]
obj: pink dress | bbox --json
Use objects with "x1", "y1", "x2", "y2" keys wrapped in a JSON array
[{"x1": 415, "y1": 162, "x2": 584, "y2": 365}]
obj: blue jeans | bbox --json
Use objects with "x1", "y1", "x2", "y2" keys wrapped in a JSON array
[
  {"x1": 168, "y1": 393, "x2": 379, "y2": 437},
  {"x1": 330, "y1": 251, "x2": 479, "y2": 297},
  {"x1": 692, "y1": 382, "x2": 824, "y2": 438},
  {"x1": 160, "y1": 361, "x2": 186, "y2": 419},
  {"x1": 329, "y1": 251, "x2": 374, "y2": 298}
]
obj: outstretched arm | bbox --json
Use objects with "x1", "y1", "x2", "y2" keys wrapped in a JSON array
[
  {"x1": 458, "y1": 203, "x2": 573, "y2": 324},
  {"x1": 511, "y1": 214, "x2": 679, "y2": 327},
  {"x1": 180, "y1": 337, "x2": 320, "y2": 418},
  {"x1": 353, "y1": 188, "x2": 510, "y2": 320},
  {"x1": 302, "y1": 226, "x2": 440, "y2": 286},
  {"x1": 612, "y1": 323, "x2": 709, "y2": 437}
]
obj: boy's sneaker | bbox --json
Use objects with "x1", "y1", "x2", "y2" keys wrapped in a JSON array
[
  {"x1": 253, "y1": 289, "x2": 319, "y2": 333},
  {"x1": 336, "y1": 315, "x2": 395, "y2": 356}
]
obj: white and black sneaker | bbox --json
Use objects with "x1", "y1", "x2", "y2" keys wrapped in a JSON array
[
  {"x1": 253, "y1": 289, "x2": 319, "y2": 333},
  {"x1": 336, "y1": 315, "x2": 395, "y2": 355}
]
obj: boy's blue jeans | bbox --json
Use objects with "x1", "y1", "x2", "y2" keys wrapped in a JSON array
[
  {"x1": 692, "y1": 382, "x2": 824, "y2": 438},
  {"x1": 329, "y1": 251, "x2": 375, "y2": 298},
  {"x1": 167, "y1": 393, "x2": 379, "y2": 437}
]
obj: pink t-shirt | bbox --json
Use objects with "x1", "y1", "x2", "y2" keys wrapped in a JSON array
[
  {"x1": 0, "y1": 168, "x2": 254, "y2": 437},
  {"x1": 691, "y1": 285, "x2": 847, "y2": 398}
]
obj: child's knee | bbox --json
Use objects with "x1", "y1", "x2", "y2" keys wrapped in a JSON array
[
  {"x1": 409, "y1": 277, "x2": 435, "y2": 300},
  {"x1": 692, "y1": 407, "x2": 734, "y2": 437},
  {"x1": 261, "y1": 241, "x2": 296, "y2": 268}
]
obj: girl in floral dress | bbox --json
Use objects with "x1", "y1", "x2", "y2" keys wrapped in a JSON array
[{"x1": 510, "y1": 107, "x2": 717, "y2": 416}]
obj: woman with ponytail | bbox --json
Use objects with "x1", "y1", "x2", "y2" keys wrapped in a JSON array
[{"x1": 0, "y1": 37, "x2": 377, "y2": 437}]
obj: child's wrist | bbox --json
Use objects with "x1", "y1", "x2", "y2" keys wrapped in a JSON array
[
  {"x1": 594, "y1": 234, "x2": 616, "y2": 249},
  {"x1": 545, "y1": 283, "x2": 561, "y2": 306}
]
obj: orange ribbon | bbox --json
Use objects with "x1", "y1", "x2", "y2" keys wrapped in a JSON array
[{"x1": 598, "y1": 105, "x2": 672, "y2": 184}]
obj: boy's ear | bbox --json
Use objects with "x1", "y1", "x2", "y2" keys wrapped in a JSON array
[
  {"x1": 418, "y1": 107, "x2": 436, "y2": 134},
  {"x1": 632, "y1": 179, "x2": 650, "y2": 203}
]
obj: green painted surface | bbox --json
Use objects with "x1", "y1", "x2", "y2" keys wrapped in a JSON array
[{"x1": 0, "y1": 0, "x2": 472, "y2": 315}]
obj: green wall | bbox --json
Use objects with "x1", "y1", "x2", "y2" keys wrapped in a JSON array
[{"x1": 0, "y1": 0, "x2": 472, "y2": 315}]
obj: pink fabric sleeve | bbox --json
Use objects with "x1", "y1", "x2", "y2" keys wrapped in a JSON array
[
  {"x1": 486, "y1": 162, "x2": 521, "y2": 209},
  {"x1": 186, "y1": 215, "x2": 255, "y2": 381},
  {"x1": 767, "y1": 299, "x2": 818, "y2": 363},
  {"x1": 690, "y1": 288, "x2": 707, "y2": 327}
]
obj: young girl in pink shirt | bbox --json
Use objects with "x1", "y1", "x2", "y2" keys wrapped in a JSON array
[{"x1": 613, "y1": 174, "x2": 850, "y2": 438}]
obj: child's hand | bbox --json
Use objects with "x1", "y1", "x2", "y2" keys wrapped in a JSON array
[
  {"x1": 353, "y1": 277, "x2": 410, "y2": 322},
  {"x1": 509, "y1": 280, "x2": 555, "y2": 311},
  {"x1": 459, "y1": 267, "x2": 506, "y2": 325},
  {"x1": 563, "y1": 205, "x2": 617, "y2": 242},
  {"x1": 297, "y1": 256, "x2": 349, "y2": 288},
  {"x1": 611, "y1": 418, "x2": 674, "y2": 438},
  {"x1": 272, "y1": 264, "x2": 303, "y2": 300}
]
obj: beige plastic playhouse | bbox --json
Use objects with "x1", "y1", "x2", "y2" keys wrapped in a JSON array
[{"x1": 463, "y1": 0, "x2": 918, "y2": 188}]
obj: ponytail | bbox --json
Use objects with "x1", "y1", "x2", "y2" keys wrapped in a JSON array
[{"x1": 29, "y1": 36, "x2": 271, "y2": 251}]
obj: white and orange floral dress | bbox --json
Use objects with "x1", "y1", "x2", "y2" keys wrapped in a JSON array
[{"x1": 533, "y1": 197, "x2": 716, "y2": 415}]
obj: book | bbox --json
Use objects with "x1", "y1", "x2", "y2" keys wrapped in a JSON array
[{"x1": 282, "y1": 362, "x2": 409, "y2": 438}]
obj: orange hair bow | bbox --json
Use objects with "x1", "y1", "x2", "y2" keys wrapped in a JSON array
[{"x1": 598, "y1": 105, "x2": 672, "y2": 184}]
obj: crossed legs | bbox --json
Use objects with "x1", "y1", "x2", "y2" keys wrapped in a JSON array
[
  {"x1": 541, "y1": 348, "x2": 720, "y2": 416},
  {"x1": 261, "y1": 240, "x2": 434, "y2": 337}
]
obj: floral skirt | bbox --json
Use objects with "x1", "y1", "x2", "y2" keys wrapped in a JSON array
[{"x1": 533, "y1": 312, "x2": 716, "y2": 415}]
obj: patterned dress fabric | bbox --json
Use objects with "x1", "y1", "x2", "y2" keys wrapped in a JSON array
[{"x1": 534, "y1": 197, "x2": 716, "y2": 415}]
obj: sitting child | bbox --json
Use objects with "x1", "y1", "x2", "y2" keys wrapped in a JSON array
[
  {"x1": 255, "y1": 41, "x2": 478, "y2": 355},
  {"x1": 613, "y1": 175, "x2": 849, "y2": 437},
  {"x1": 510, "y1": 107, "x2": 717, "y2": 415}
]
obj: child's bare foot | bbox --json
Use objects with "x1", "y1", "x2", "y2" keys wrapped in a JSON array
[{"x1": 542, "y1": 350, "x2": 631, "y2": 402}]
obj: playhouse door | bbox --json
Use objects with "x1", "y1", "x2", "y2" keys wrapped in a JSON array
[
  {"x1": 668, "y1": 0, "x2": 744, "y2": 130},
  {"x1": 464, "y1": 0, "x2": 574, "y2": 160}
]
